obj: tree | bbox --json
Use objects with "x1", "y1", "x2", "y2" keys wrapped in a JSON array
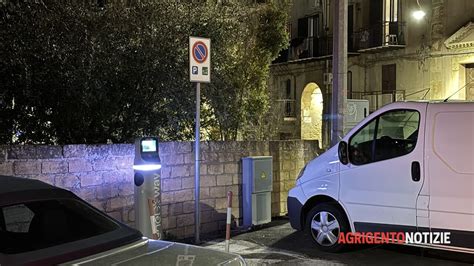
[{"x1": 0, "y1": 0, "x2": 289, "y2": 144}]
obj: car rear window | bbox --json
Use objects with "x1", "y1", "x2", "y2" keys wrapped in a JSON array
[{"x1": 0, "y1": 199, "x2": 119, "y2": 254}]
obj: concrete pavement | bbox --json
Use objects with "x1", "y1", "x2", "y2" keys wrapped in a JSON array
[{"x1": 201, "y1": 219, "x2": 474, "y2": 265}]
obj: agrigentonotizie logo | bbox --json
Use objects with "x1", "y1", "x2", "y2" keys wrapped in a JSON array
[{"x1": 338, "y1": 232, "x2": 451, "y2": 245}]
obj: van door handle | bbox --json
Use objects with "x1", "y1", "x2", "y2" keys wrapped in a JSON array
[{"x1": 411, "y1": 161, "x2": 421, "y2": 182}]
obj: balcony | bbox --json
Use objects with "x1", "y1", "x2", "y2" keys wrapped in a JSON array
[
  {"x1": 351, "y1": 90, "x2": 405, "y2": 112},
  {"x1": 354, "y1": 21, "x2": 406, "y2": 53},
  {"x1": 273, "y1": 36, "x2": 333, "y2": 63}
]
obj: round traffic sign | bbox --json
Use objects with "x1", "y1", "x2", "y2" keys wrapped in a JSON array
[{"x1": 192, "y1": 41, "x2": 208, "y2": 64}]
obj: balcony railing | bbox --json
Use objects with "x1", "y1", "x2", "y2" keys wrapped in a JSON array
[
  {"x1": 354, "y1": 21, "x2": 406, "y2": 52},
  {"x1": 351, "y1": 90, "x2": 405, "y2": 112},
  {"x1": 273, "y1": 36, "x2": 334, "y2": 63}
]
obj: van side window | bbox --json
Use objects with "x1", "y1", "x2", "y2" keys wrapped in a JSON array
[
  {"x1": 348, "y1": 119, "x2": 377, "y2": 165},
  {"x1": 349, "y1": 110, "x2": 420, "y2": 165}
]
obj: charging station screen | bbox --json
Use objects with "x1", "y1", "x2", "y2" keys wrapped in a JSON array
[{"x1": 141, "y1": 139, "x2": 157, "y2": 153}]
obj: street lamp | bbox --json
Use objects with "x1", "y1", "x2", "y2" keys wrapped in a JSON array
[{"x1": 412, "y1": 0, "x2": 426, "y2": 20}]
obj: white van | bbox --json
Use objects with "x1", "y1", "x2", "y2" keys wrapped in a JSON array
[{"x1": 287, "y1": 101, "x2": 474, "y2": 253}]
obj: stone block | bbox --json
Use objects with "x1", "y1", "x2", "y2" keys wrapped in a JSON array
[
  {"x1": 162, "y1": 178, "x2": 182, "y2": 192},
  {"x1": 14, "y1": 161, "x2": 41, "y2": 175},
  {"x1": 80, "y1": 173, "x2": 103, "y2": 187},
  {"x1": 92, "y1": 158, "x2": 116, "y2": 171},
  {"x1": 63, "y1": 145, "x2": 88, "y2": 158},
  {"x1": 75, "y1": 187, "x2": 96, "y2": 201},
  {"x1": 118, "y1": 183, "x2": 134, "y2": 196},
  {"x1": 200, "y1": 164, "x2": 207, "y2": 175},
  {"x1": 207, "y1": 164, "x2": 223, "y2": 175},
  {"x1": 182, "y1": 201, "x2": 194, "y2": 214},
  {"x1": 282, "y1": 161, "x2": 294, "y2": 171},
  {"x1": 161, "y1": 204, "x2": 169, "y2": 218},
  {"x1": 201, "y1": 175, "x2": 216, "y2": 187},
  {"x1": 171, "y1": 165, "x2": 189, "y2": 178},
  {"x1": 201, "y1": 210, "x2": 213, "y2": 223},
  {"x1": 89, "y1": 200, "x2": 105, "y2": 211},
  {"x1": 102, "y1": 170, "x2": 131, "y2": 184},
  {"x1": 161, "y1": 192, "x2": 174, "y2": 204},
  {"x1": 209, "y1": 186, "x2": 226, "y2": 198},
  {"x1": 128, "y1": 209, "x2": 135, "y2": 222},
  {"x1": 167, "y1": 154, "x2": 184, "y2": 166},
  {"x1": 184, "y1": 225, "x2": 195, "y2": 238},
  {"x1": 174, "y1": 189, "x2": 194, "y2": 202},
  {"x1": 115, "y1": 156, "x2": 134, "y2": 169},
  {"x1": 32, "y1": 174, "x2": 55, "y2": 185},
  {"x1": 56, "y1": 174, "x2": 80, "y2": 189},
  {"x1": 175, "y1": 142, "x2": 192, "y2": 153},
  {"x1": 162, "y1": 217, "x2": 177, "y2": 230},
  {"x1": 108, "y1": 197, "x2": 127, "y2": 210},
  {"x1": 203, "y1": 152, "x2": 218, "y2": 162},
  {"x1": 96, "y1": 184, "x2": 119, "y2": 200},
  {"x1": 215, "y1": 198, "x2": 228, "y2": 210},
  {"x1": 224, "y1": 163, "x2": 238, "y2": 174},
  {"x1": 107, "y1": 211, "x2": 122, "y2": 222},
  {"x1": 232, "y1": 174, "x2": 241, "y2": 185},
  {"x1": 183, "y1": 153, "x2": 194, "y2": 164},
  {"x1": 68, "y1": 159, "x2": 92, "y2": 173},
  {"x1": 169, "y1": 203, "x2": 183, "y2": 216},
  {"x1": 218, "y1": 153, "x2": 235, "y2": 163},
  {"x1": 201, "y1": 199, "x2": 215, "y2": 210},
  {"x1": 181, "y1": 177, "x2": 194, "y2": 189},
  {"x1": 0, "y1": 162, "x2": 14, "y2": 175},
  {"x1": 7, "y1": 146, "x2": 37, "y2": 159},
  {"x1": 201, "y1": 222, "x2": 218, "y2": 233},
  {"x1": 166, "y1": 227, "x2": 185, "y2": 240},
  {"x1": 42, "y1": 161, "x2": 68, "y2": 174},
  {"x1": 160, "y1": 166, "x2": 171, "y2": 179},
  {"x1": 36, "y1": 146, "x2": 63, "y2": 159},
  {"x1": 176, "y1": 213, "x2": 194, "y2": 226},
  {"x1": 216, "y1": 174, "x2": 232, "y2": 186},
  {"x1": 200, "y1": 187, "x2": 210, "y2": 199},
  {"x1": 109, "y1": 144, "x2": 133, "y2": 156}
]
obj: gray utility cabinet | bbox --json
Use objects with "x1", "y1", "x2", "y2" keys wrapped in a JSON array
[{"x1": 242, "y1": 156, "x2": 273, "y2": 227}]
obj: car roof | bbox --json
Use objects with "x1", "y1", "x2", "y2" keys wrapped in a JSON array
[{"x1": 0, "y1": 175, "x2": 60, "y2": 195}]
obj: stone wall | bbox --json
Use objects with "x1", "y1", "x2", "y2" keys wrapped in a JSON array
[
  {"x1": 0, "y1": 145, "x2": 136, "y2": 226},
  {"x1": 0, "y1": 140, "x2": 320, "y2": 240}
]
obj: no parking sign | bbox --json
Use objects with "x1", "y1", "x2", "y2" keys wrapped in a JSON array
[{"x1": 189, "y1": 37, "x2": 211, "y2": 83}]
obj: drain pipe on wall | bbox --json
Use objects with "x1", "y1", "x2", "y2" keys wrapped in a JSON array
[{"x1": 225, "y1": 191, "x2": 233, "y2": 252}]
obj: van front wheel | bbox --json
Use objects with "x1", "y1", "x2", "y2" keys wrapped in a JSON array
[{"x1": 305, "y1": 203, "x2": 349, "y2": 252}]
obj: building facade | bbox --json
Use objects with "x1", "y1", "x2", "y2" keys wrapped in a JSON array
[{"x1": 269, "y1": 0, "x2": 474, "y2": 149}]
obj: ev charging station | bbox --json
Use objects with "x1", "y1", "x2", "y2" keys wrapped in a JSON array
[{"x1": 133, "y1": 137, "x2": 162, "y2": 239}]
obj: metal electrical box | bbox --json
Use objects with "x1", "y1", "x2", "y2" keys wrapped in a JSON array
[
  {"x1": 242, "y1": 156, "x2": 273, "y2": 227},
  {"x1": 344, "y1": 99, "x2": 369, "y2": 136}
]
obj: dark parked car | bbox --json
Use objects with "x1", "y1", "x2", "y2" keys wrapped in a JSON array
[{"x1": 0, "y1": 175, "x2": 245, "y2": 265}]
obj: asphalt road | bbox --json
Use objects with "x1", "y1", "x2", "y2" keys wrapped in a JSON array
[{"x1": 202, "y1": 219, "x2": 474, "y2": 265}]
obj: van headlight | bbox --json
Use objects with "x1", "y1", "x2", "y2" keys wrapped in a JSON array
[{"x1": 296, "y1": 164, "x2": 307, "y2": 181}]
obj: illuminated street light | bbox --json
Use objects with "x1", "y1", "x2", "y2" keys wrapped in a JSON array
[
  {"x1": 413, "y1": 10, "x2": 426, "y2": 20},
  {"x1": 413, "y1": 0, "x2": 426, "y2": 20}
]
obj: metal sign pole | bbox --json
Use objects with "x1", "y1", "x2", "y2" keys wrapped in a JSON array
[{"x1": 194, "y1": 82, "x2": 201, "y2": 244}]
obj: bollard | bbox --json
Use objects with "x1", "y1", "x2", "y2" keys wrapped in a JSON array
[{"x1": 225, "y1": 191, "x2": 233, "y2": 252}]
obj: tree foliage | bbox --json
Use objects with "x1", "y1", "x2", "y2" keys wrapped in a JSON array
[{"x1": 0, "y1": 0, "x2": 289, "y2": 144}]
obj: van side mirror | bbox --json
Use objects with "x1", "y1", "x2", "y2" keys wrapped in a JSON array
[{"x1": 338, "y1": 141, "x2": 349, "y2": 165}]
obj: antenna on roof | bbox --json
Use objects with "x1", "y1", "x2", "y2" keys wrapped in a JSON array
[{"x1": 444, "y1": 80, "x2": 474, "y2": 102}]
